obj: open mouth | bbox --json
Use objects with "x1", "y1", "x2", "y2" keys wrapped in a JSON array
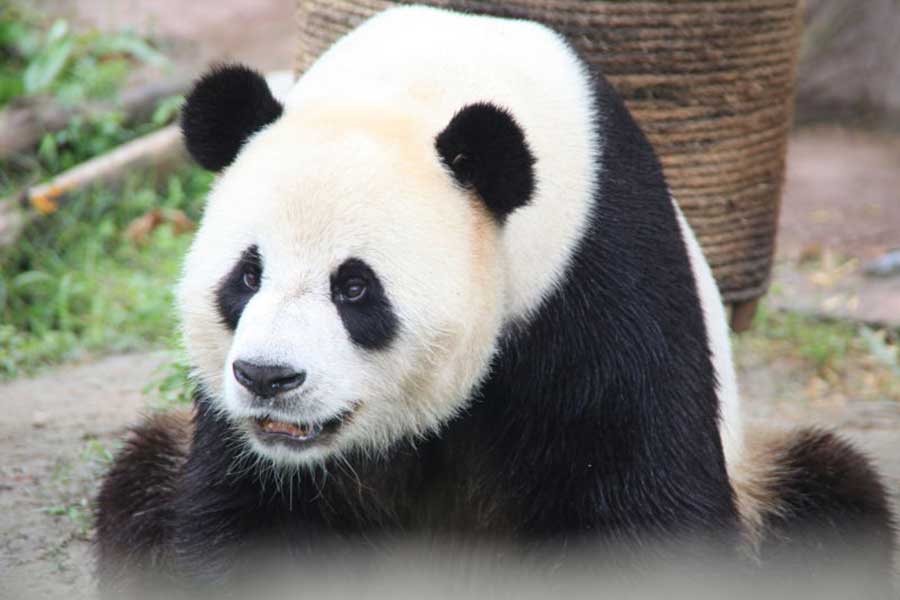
[{"x1": 250, "y1": 412, "x2": 349, "y2": 450}]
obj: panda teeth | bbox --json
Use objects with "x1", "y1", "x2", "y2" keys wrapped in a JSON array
[{"x1": 258, "y1": 418, "x2": 322, "y2": 440}]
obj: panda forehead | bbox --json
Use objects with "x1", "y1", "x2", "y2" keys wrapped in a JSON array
[
  {"x1": 215, "y1": 109, "x2": 457, "y2": 214},
  {"x1": 244, "y1": 106, "x2": 438, "y2": 177},
  {"x1": 203, "y1": 109, "x2": 487, "y2": 260}
]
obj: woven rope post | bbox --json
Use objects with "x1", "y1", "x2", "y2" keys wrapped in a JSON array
[{"x1": 294, "y1": 0, "x2": 804, "y2": 331}]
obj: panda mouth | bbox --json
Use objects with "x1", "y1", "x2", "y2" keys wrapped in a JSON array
[{"x1": 251, "y1": 413, "x2": 348, "y2": 448}]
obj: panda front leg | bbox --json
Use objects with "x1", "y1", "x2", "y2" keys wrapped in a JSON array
[
  {"x1": 94, "y1": 411, "x2": 191, "y2": 592},
  {"x1": 167, "y1": 396, "x2": 419, "y2": 587},
  {"x1": 167, "y1": 398, "x2": 334, "y2": 585},
  {"x1": 167, "y1": 424, "x2": 262, "y2": 584}
]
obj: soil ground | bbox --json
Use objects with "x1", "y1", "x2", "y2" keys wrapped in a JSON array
[
  {"x1": 0, "y1": 353, "x2": 166, "y2": 599},
  {"x1": 771, "y1": 128, "x2": 900, "y2": 327}
]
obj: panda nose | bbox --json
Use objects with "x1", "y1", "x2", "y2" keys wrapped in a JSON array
[{"x1": 232, "y1": 360, "x2": 306, "y2": 398}]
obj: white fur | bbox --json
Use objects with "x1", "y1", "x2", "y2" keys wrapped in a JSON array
[
  {"x1": 286, "y1": 6, "x2": 600, "y2": 323},
  {"x1": 674, "y1": 206, "x2": 743, "y2": 470}
]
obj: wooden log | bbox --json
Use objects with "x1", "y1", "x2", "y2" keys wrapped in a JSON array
[
  {"x1": 0, "y1": 73, "x2": 192, "y2": 160},
  {"x1": 0, "y1": 125, "x2": 186, "y2": 248}
]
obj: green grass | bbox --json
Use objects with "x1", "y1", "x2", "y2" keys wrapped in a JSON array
[
  {"x1": 0, "y1": 18, "x2": 193, "y2": 385},
  {"x1": 747, "y1": 302, "x2": 857, "y2": 370},
  {"x1": 0, "y1": 5, "x2": 195, "y2": 380},
  {"x1": 1, "y1": 95, "x2": 184, "y2": 196},
  {"x1": 1, "y1": 3, "x2": 182, "y2": 193},
  {"x1": 734, "y1": 301, "x2": 900, "y2": 403},
  {"x1": 0, "y1": 167, "x2": 211, "y2": 380},
  {"x1": 0, "y1": 4, "x2": 200, "y2": 408},
  {"x1": 144, "y1": 348, "x2": 197, "y2": 410},
  {"x1": 0, "y1": 4, "x2": 166, "y2": 108},
  {"x1": 41, "y1": 436, "x2": 119, "y2": 550}
]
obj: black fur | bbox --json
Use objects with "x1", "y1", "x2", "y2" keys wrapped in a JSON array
[
  {"x1": 96, "y1": 52, "x2": 895, "y2": 593},
  {"x1": 94, "y1": 412, "x2": 191, "y2": 592},
  {"x1": 215, "y1": 245, "x2": 261, "y2": 331},
  {"x1": 444, "y1": 72, "x2": 739, "y2": 553},
  {"x1": 330, "y1": 258, "x2": 398, "y2": 350},
  {"x1": 435, "y1": 102, "x2": 536, "y2": 222},
  {"x1": 181, "y1": 64, "x2": 282, "y2": 171}
]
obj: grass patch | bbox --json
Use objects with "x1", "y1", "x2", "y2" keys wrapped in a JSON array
[
  {"x1": 1, "y1": 95, "x2": 184, "y2": 197},
  {"x1": 144, "y1": 346, "x2": 197, "y2": 410},
  {"x1": 0, "y1": 167, "x2": 211, "y2": 380},
  {"x1": 733, "y1": 302, "x2": 900, "y2": 403},
  {"x1": 40, "y1": 435, "x2": 120, "y2": 560},
  {"x1": 1, "y1": 5, "x2": 166, "y2": 108},
  {"x1": 749, "y1": 302, "x2": 856, "y2": 370},
  {"x1": 0, "y1": 11, "x2": 189, "y2": 384}
]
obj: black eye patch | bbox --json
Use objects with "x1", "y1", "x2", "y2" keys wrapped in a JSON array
[
  {"x1": 216, "y1": 245, "x2": 262, "y2": 331},
  {"x1": 330, "y1": 258, "x2": 398, "y2": 351}
]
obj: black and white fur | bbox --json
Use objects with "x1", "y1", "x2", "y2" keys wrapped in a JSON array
[{"x1": 95, "y1": 6, "x2": 895, "y2": 594}]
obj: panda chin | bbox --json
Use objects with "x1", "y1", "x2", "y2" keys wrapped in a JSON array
[{"x1": 249, "y1": 412, "x2": 350, "y2": 452}]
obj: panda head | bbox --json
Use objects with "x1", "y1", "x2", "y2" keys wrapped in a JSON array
[{"x1": 177, "y1": 65, "x2": 536, "y2": 466}]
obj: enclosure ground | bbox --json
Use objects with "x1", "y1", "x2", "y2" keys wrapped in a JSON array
[
  {"x1": 772, "y1": 127, "x2": 900, "y2": 327},
  {"x1": 0, "y1": 352, "x2": 166, "y2": 600}
]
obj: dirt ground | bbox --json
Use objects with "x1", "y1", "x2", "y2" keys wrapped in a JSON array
[
  {"x1": 771, "y1": 128, "x2": 900, "y2": 327},
  {"x1": 0, "y1": 353, "x2": 166, "y2": 600}
]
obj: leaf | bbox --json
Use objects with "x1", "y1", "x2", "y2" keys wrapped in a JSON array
[
  {"x1": 23, "y1": 37, "x2": 74, "y2": 93},
  {"x1": 0, "y1": 69, "x2": 24, "y2": 106},
  {"x1": 43, "y1": 505, "x2": 67, "y2": 517},
  {"x1": 11, "y1": 270, "x2": 53, "y2": 290},
  {"x1": 151, "y1": 95, "x2": 185, "y2": 126},
  {"x1": 93, "y1": 33, "x2": 168, "y2": 68},
  {"x1": 46, "y1": 20, "x2": 69, "y2": 44}
]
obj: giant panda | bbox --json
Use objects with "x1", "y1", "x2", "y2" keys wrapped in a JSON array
[{"x1": 95, "y1": 5, "x2": 895, "y2": 595}]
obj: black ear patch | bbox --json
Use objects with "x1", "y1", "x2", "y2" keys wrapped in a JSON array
[
  {"x1": 181, "y1": 64, "x2": 283, "y2": 171},
  {"x1": 435, "y1": 102, "x2": 536, "y2": 222}
]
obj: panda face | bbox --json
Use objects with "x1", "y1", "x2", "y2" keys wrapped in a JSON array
[{"x1": 178, "y1": 108, "x2": 506, "y2": 466}]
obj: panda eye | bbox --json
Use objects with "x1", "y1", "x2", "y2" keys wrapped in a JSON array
[
  {"x1": 340, "y1": 277, "x2": 368, "y2": 303},
  {"x1": 241, "y1": 267, "x2": 260, "y2": 291}
]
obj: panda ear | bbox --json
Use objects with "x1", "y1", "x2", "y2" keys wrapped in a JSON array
[
  {"x1": 435, "y1": 102, "x2": 536, "y2": 223},
  {"x1": 181, "y1": 64, "x2": 283, "y2": 171}
]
